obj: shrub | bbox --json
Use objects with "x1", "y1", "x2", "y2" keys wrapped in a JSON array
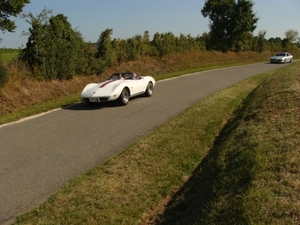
[{"x1": 0, "y1": 62, "x2": 8, "y2": 87}]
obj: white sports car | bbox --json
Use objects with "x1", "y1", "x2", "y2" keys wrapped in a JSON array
[
  {"x1": 270, "y1": 52, "x2": 293, "y2": 63},
  {"x1": 81, "y1": 72, "x2": 155, "y2": 106}
]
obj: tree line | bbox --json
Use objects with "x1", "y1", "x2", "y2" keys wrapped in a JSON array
[
  {"x1": 0, "y1": 0, "x2": 299, "y2": 87},
  {"x1": 16, "y1": 8, "x2": 300, "y2": 81}
]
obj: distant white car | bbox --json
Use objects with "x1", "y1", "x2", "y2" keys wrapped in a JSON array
[
  {"x1": 270, "y1": 52, "x2": 293, "y2": 63},
  {"x1": 81, "y1": 72, "x2": 155, "y2": 106}
]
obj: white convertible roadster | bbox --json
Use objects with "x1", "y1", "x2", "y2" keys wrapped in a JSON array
[{"x1": 81, "y1": 72, "x2": 155, "y2": 106}]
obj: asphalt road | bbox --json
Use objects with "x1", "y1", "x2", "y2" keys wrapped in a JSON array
[{"x1": 0, "y1": 62, "x2": 290, "y2": 224}]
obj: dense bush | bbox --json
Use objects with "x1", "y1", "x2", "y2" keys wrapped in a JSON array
[
  {"x1": 0, "y1": 61, "x2": 8, "y2": 87},
  {"x1": 20, "y1": 11, "x2": 93, "y2": 81}
]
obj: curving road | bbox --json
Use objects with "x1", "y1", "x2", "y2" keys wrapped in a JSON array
[{"x1": 0, "y1": 62, "x2": 290, "y2": 224}]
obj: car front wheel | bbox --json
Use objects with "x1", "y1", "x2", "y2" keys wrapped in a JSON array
[
  {"x1": 118, "y1": 88, "x2": 129, "y2": 105},
  {"x1": 144, "y1": 82, "x2": 153, "y2": 97}
]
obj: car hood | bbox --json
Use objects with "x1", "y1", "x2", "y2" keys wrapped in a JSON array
[
  {"x1": 81, "y1": 79, "x2": 123, "y2": 96},
  {"x1": 271, "y1": 56, "x2": 285, "y2": 59},
  {"x1": 98, "y1": 79, "x2": 123, "y2": 89}
]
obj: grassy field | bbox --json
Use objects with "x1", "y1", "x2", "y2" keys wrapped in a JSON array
[
  {"x1": 0, "y1": 49, "x2": 19, "y2": 62},
  {"x1": 12, "y1": 62, "x2": 300, "y2": 224}
]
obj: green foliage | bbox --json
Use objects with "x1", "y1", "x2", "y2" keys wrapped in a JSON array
[
  {"x1": 0, "y1": 60, "x2": 8, "y2": 87},
  {"x1": 268, "y1": 37, "x2": 285, "y2": 52},
  {"x1": 20, "y1": 9, "x2": 93, "y2": 80},
  {"x1": 126, "y1": 35, "x2": 143, "y2": 60},
  {"x1": 0, "y1": 0, "x2": 30, "y2": 32},
  {"x1": 95, "y1": 28, "x2": 117, "y2": 67},
  {"x1": 6, "y1": 6, "x2": 297, "y2": 82},
  {"x1": 154, "y1": 32, "x2": 177, "y2": 56},
  {"x1": 74, "y1": 40, "x2": 95, "y2": 75},
  {"x1": 281, "y1": 29, "x2": 299, "y2": 50},
  {"x1": 149, "y1": 32, "x2": 204, "y2": 56},
  {"x1": 94, "y1": 28, "x2": 207, "y2": 66},
  {"x1": 45, "y1": 14, "x2": 79, "y2": 80},
  {"x1": 284, "y1": 29, "x2": 299, "y2": 43},
  {"x1": 252, "y1": 30, "x2": 267, "y2": 53},
  {"x1": 201, "y1": 0, "x2": 259, "y2": 52}
]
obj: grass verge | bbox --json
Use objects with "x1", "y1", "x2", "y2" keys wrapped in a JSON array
[
  {"x1": 0, "y1": 93, "x2": 81, "y2": 125},
  {"x1": 13, "y1": 62, "x2": 300, "y2": 224},
  {"x1": 146, "y1": 62, "x2": 300, "y2": 225}
]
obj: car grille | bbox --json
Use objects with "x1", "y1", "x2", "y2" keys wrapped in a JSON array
[{"x1": 83, "y1": 97, "x2": 109, "y2": 102}]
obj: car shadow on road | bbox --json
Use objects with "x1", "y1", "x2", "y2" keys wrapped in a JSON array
[
  {"x1": 61, "y1": 101, "x2": 118, "y2": 111},
  {"x1": 62, "y1": 95, "x2": 145, "y2": 111}
]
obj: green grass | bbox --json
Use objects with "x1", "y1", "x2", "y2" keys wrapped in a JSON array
[
  {"x1": 0, "y1": 50, "x2": 19, "y2": 62},
  {"x1": 154, "y1": 64, "x2": 238, "y2": 81},
  {"x1": 194, "y1": 63, "x2": 300, "y2": 225},
  {"x1": 13, "y1": 62, "x2": 300, "y2": 224},
  {"x1": 1, "y1": 52, "x2": 18, "y2": 61}
]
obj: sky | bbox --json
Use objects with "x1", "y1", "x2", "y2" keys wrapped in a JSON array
[{"x1": 1, "y1": 0, "x2": 300, "y2": 49}]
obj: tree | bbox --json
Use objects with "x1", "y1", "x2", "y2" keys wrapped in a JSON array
[
  {"x1": 126, "y1": 35, "x2": 143, "y2": 61},
  {"x1": 151, "y1": 32, "x2": 177, "y2": 56},
  {"x1": 142, "y1": 30, "x2": 152, "y2": 55},
  {"x1": 44, "y1": 14, "x2": 78, "y2": 80},
  {"x1": 0, "y1": 0, "x2": 30, "y2": 87},
  {"x1": 95, "y1": 28, "x2": 117, "y2": 67},
  {"x1": 20, "y1": 8, "x2": 53, "y2": 71},
  {"x1": 284, "y1": 29, "x2": 299, "y2": 43},
  {"x1": 151, "y1": 32, "x2": 163, "y2": 56},
  {"x1": 267, "y1": 37, "x2": 282, "y2": 52},
  {"x1": 268, "y1": 37, "x2": 282, "y2": 43},
  {"x1": 281, "y1": 29, "x2": 298, "y2": 49},
  {"x1": 256, "y1": 30, "x2": 267, "y2": 53},
  {"x1": 0, "y1": 0, "x2": 30, "y2": 32},
  {"x1": 201, "y1": 0, "x2": 258, "y2": 52},
  {"x1": 20, "y1": 9, "x2": 91, "y2": 80}
]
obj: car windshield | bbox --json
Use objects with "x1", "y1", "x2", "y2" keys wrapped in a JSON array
[
  {"x1": 122, "y1": 73, "x2": 134, "y2": 79},
  {"x1": 108, "y1": 73, "x2": 134, "y2": 80},
  {"x1": 108, "y1": 73, "x2": 121, "y2": 80},
  {"x1": 275, "y1": 53, "x2": 286, "y2": 56}
]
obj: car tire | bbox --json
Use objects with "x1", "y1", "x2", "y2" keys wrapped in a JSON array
[
  {"x1": 144, "y1": 82, "x2": 153, "y2": 97},
  {"x1": 290, "y1": 59, "x2": 292, "y2": 63},
  {"x1": 118, "y1": 88, "x2": 129, "y2": 105}
]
